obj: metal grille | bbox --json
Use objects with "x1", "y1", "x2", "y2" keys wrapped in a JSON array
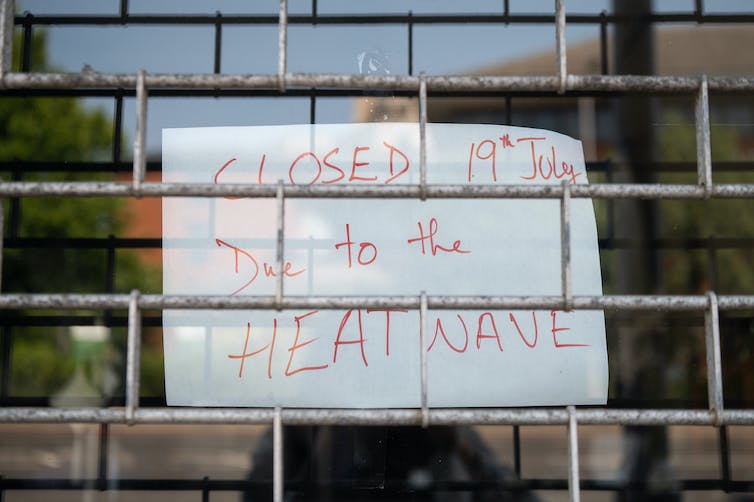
[{"x1": 1, "y1": 1, "x2": 754, "y2": 501}]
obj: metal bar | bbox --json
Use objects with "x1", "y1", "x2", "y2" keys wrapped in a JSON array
[
  {"x1": 21, "y1": 13, "x2": 32, "y2": 72},
  {"x1": 11, "y1": 12, "x2": 754, "y2": 26},
  {"x1": 0, "y1": 196, "x2": 3, "y2": 290},
  {"x1": 696, "y1": 75, "x2": 712, "y2": 197},
  {"x1": 2, "y1": 476, "x2": 754, "y2": 492},
  {"x1": 599, "y1": 11, "x2": 608, "y2": 75},
  {"x1": 3, "y1": 72, "x2": 754, "y2": 93},
  {"x1": 2, "y1": 293, "x2": 754, "y2": 311},
  {"x1": 3, "y1": 181, "x2": 754, "y2": 199},
  {"x1": 513, "y1": 425, "x2": 521, "y2": 477},
  {"x1": 0, "y1": 327, "x2": 11, "y2": 400},
  {"x1": 113, "y1": 93, "x2": 124, "y2": 162},
  {"x1": 214, "y1": 11, "x2": 222, "y2": 74},
  {"x1": 555, "y1": 0, "x2": 567, "y2": 94},
  {"x1": 560, "y1": 181, "x2": 572, "y2": 310},
  {"x1": 125, "y1": 289, "x2": 141, "y2": 425},
  {"x1": 719, "y1": 426, "x2": 731, "y2": 489},
  {"x1": 567, "y1": 406, "x2": 581, "y2": 502},
  {"x1": 2, "y1": 407, "x2": 754, "y2": 426},
  {"x1": 273, "y1": 406, "x2": 283, "y2": 502},
  {"x1": 407, "y1": 11, "x2": 413, "y2": 75},
  {"x1": 277, "y1": 0, "x2": 287, "y2": 92},
  {"x1": 419, "y1": 73, "x2": 427, "y2": 201},
  {"x1": 97, "y1": 424, "x2": 109, "y2": 491},
  {"x1": 5, "y1": 159, "x2": 754, "y2": 175},
  {"x1": 201, "y1": 477, "x2": 209, "y2": 502},
  {"x1": 419, "y1": 291, "x2": 428, "y2": 428},
  {"x1": 132, "y1": 69, "x2": 147, "y2": 194},
  {"x1": 119, "y1": 0, "x2": 128, "y2": 18},
  {"x1": 0, "y1": 0, "x2": 13, "y2": 75},
  {"x1": 103, "y1": 234, "x2": 116, "y2": 327},
  {"x1": 275, "y1": 180, "x2": 285, "y2": 309},
  {"x1": 705, "y1": 291, "x2": 724, "y2": 425}
]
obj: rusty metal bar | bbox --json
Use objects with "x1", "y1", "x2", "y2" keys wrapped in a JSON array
[
  {"x1": 705, "y1": 291, "x2": 724, "y2": 425},
  {"x1": 1, "y1": 293, "x2": 754, "y2": 311},
  {"x1": 132, "y1": 70, "x2": 147, "y2": 193},
  {"x1": 2, "y1": 407, "x2": 754, "y2": 426},
  {"x1": 696, "y1": 75, "x2": 712, "y2": 197},
  {"x1": 1, "y1": 182, "x2": 754, "y2": 199},
  {"x1": 0, "y1": 0, "x2": 13, "y2": 76},
  {"x1": 2, "y1": 72, "x2": 752, "y2": 93},
  {"x1": 125, "y1": 289, "x2": 142, "y2": 425}
]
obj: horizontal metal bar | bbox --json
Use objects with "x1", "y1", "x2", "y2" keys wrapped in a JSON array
[
  {"x1": 12, "y1": 12, "x2": 754, "y2": 26},
  {"x1": 5, "y1": 160, "x2": 754, "y2": 174},
  {"x1": 1, "y1": 407, "x2": 754, "y2": 425},
  {"x1": 6, "y1": 236, "x2": 754, "y2": 252},
  {"x1": 2, "y1": 477, "x2": 753, "y2": 493},
  {"x1": 1, "y1": 182, "x2": 754, "y2": 199},
  {"x1": 2, "y1": 72, "x2": 754, "y2": 93},
  {"x1": 1, "y1": 293, "x2": 753, "y2": 311}
]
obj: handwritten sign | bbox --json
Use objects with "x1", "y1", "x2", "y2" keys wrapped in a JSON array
[{"x1": 162, "y1": 123, "x2": 607, "y2": 407}]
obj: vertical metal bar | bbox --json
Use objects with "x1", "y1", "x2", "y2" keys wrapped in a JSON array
[
  {"x1": 560, "y1": 180, "x2": 573, "y2": 311},
  {"x1": 705, "y1": 290, "x2": 723, "y2": 425},
  {"x1": 132, "y1": 69, "x2": 147, "y2": 195},
  {"x1": 503, "y1": 0, "x2": 510, "y2": 23},
  {"x1": 277, "y1": 0, "x2": 288, "y2": 92},
  {"x1": 505, "y1": 96, "x2": 512, "y2": 125},
  {"x1": 21, "y1": 14, "x2": 32, "y2": 73},
  {"x1": 125, "y1": 289, "x2": 141, "y2": 425},
  {"x1": 311, "y1": 0, "x2": 317, "y2": 21},
  {"x1": 119, "y1": 0, "x2": 129, "y2": 19},
  {"x1": 96, "y1": 423, "x2": 109, "y2": 491},
  {"x1": 8, "y1": 167, "x2": 20, "y2": 240},
  {"x1": 275, "y1": 180, "x2": 285, "y2": 310},
  {"x1": 273, "y1": 406, "x2": 283, "y2": 502},
  {"x1": 0, "y1": 198, "x2": 5, "y2": 402},
  {"x1": 419, "y1": 73, "x2": 427, "y2": 201},
  {"x1": 214, "y1": 12, "x2": 222, "y2": 74},
  {"x1": 555, "y1": 0, "x2": 567, "y2": 94},
  {"x1": 113, "y1": 93, "x2": 124, "y2": 163},
  {"x1": 103, "y1": 234, "x2": 116, "y2": 327},
  {"x1": 202, "y1": 476, "x2": 210, "y2": 502},
  {"x1": 0, "y1": 327, "x2": 11, "y2": 402},
  {"x1": 0, "y1": 197, "x2": 3, "y2": 291},
  {"x1": 567, "y1": 405, "x2": 581, "y2": 502},
  {"x1": 407, "y1": 11, "x2": 413, "y2": 76},
  {"x1": 599, "y1": 11, "x2": 608, "y2": 75},
  {"x1": 696, "y1": 75, "x2": 712, "y2": 198},
  {"x1": 309, "y1": 94, "x2": 316, "y2": 124},
  {"x1": 513, "y1": 425, "x2": 521, "y2": 477},
  {"x1": 0, "y1": 0, "x2": 14, "y2": 75},
  {"x1": 695, "y1": 0, "x2": 704, "y2": 22},
  {"x1": 719, "y1": 426, "x2": 731, "y2": 490},
  {"x1": 419, "y1": 291, "x2": 428, "y2": 428}
]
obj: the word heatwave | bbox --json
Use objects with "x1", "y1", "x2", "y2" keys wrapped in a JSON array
[
  {"x1": 212, "y1": 134, "x2": 583, "y2": 187},
  {"x1": 227, "y1": 309, "x2": 589, "y2": 379}
]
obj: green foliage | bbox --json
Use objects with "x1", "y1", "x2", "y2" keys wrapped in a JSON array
[
  {"x1": 9, "y1": 328, "x2": 76, "y2": 396},
  {"x1": 2, "y1": 29, "x2": 163, "y2": 399}
]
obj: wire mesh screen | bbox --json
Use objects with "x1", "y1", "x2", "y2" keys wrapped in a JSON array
[{"x1": 1, "y1": 0, "x2": 754, "y2": 501}]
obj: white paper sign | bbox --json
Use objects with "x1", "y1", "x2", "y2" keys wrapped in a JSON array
[{"x1": 162, "y1": 123, "x2": 607, "y2": 408}]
